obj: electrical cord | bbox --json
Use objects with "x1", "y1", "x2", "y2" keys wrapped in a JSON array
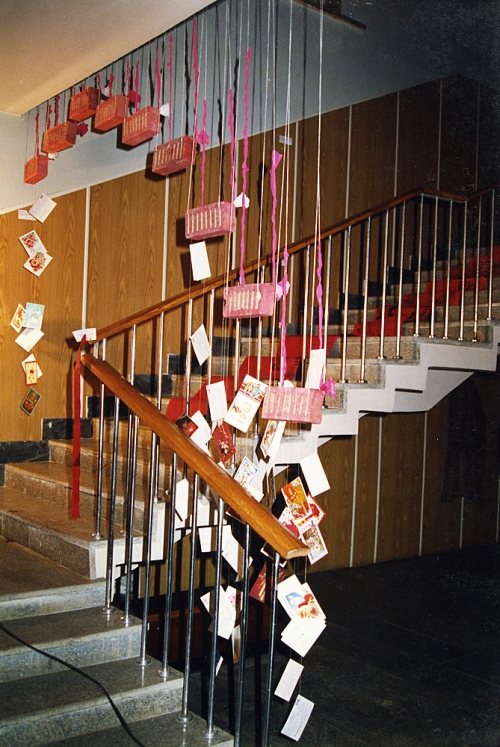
[{"x1": 0, "y1": 619, "x2": 148, "y2": 747}]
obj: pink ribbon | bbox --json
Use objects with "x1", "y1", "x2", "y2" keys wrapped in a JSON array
[
  {"x1": 134, "y1": 61, "x2": 140, "y2": 110},
  {"x1": 192, "y1": 18, "x2": 199, "y2": 142},
  {"x1": 35, "y1": 111, "x2": 39, "y2": 155},
  {"x1": 228, "y1": 89, "x2": 236, "y2": 203},
  {"x1": 168, "y1": 35, "x2": 173, "y2": 140},
  {"x1": 239, "y1": 48, "x2": 252, "y2": 286},
  {"x1": 270, "y1": 150, "x2": 283, "y2": 289},
  {"x1": 54, "y1": 95, "x2": 60, "y2": 126},
  {"x1": 201, "y1": 99, "x2": 207, "y2": 205},
  {"x1": 155, "y1": 44, "x2": 161, "y2": 109},
  {"x1": 108, "y1": 74, "x2": 114, "y2": 98},
  {"x1": 316, "y1": 238, "x2": 324, "y2": 349}
]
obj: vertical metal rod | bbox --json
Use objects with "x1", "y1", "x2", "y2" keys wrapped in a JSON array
[
  {"x1": 185, "y1": 300, "x2": 193, "y2": 414},
  {"x1": 103, "y1": 395, "x2": 120, "y2": 615},
  {"x1": 472, "y1": 195, "x2": 482, "y2": 342},
  {"x1": 178, "y1": 472, "x2": 199, "y2": 723},
  {"x1": 94, "y1": 339, "x2": 107, "y2": 540},
  {"x1": 301, "y1": 245, "x2": 311, "y2": 384},
  {"x1": 359, "y1": 218, "x2": 371, "y2": 383},
  {"x1": 153, "y1": 313, "x2": 165, "y2": 504},
  {"x1": 394, "y1": 203, "x2": 406, "y2": 359},
  {"x1": 429, "y1": 197, "x2": 439, "y2": 339},
  {"x1": 262, "y1": 549, "x2": 280, "y2": 747},
  {"x1": 414, "y1": 195, "x2": 424, "y2": 337},
  {"x1": 324, "y1": 235, "x2": 332, "y2": 364},
  {"x1": 234, "y1": 523, "x2": 251, "y2": 747},
  {"x1": 205, "y1": 496, "x2": 224, "y2": 737},
  {"x1": 158, "y1": 452, "x2": 178, "y2": 679},
  {"x1": 378, "y1": 211, "x2": 389, "y2": 359},
  {"x1": 340, "y1": 228, "x2": 351, "y2": 383},
  {"x1": 443, "y1": 201, "x2": 453, "y2": 340},
  {"x1": 487, "y1": 190, "x2": 495, "y2": 320},
  {"x1": 458, "y1": 203, "x2": 468, "y2": 341},
  {"x1": 234, "y1": 318, "x2": 241, "y2": 392},
  {"x1": 121, "y1": 414, "x2": 139, "y2": 627},
  {"x1": 121, "y1": 326, "x2": 137, "y2": 537},
  {"x1": 207, "y1": 290, "x2": 215, "y2": 385}
]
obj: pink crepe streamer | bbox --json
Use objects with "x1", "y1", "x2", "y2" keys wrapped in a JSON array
[
  {"x1": 201, "y1": 99, "x2": 207, "y2": 205},
  {"x1": 270, "y1": 150, "x2": 283, "y2": 289},
  {"x1": 316, "y1": 238, "x2": 324, "y2": 349},
  {"x1": 280, "y1": 244, "x2": 290, "y2": 386},
  {"x1": 45, "y1": 102, "x2": 52, "y2": 130},
  {"x1": 228, "y1": 89, "x2": 236, "y2": 203},
  {"x1": 108, "y1": 74, "x2": 114, "y2": 98},
  {"x1": 168, "y1": 35, "x2": 173, "y2": 140},
  {"x1": 275, "y1": 279, "x2": 289, "y2": 299},
  {"x1": 192, "y1": 18, "x2": 199, "y2": 143},
  {"x1": 35, "y1": 112, "x2": 39, "y2": 155},
  {"x1": 155, "y1": 44, "x2": 161, "y2": 110},
  {"x1": 126, "y1": 61, "x2": 131, "y2": 99},
  {"x1": 54, "y1": 94, "x2": 60, "y2": 126},
  {"x1": 320, "y1": 377, "x2": 336, "y2": 398},
  {"x1": 239, "y1": 48, "x2": 252, "y2": 286},
  {"x1": 134, "y1": 61, "x2": 140, "y2": 110},
  {"x1": 77, "y1": 122, "x2": 88, "y2": 137}
]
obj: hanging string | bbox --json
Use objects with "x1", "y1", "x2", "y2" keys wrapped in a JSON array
[
  {"x1": 54, "y1": 94, "x2": 60, "y2": 126},
  {"x1": 155, "y1": 43, "x2": 161, "y2": 110},
  {"x1": 192, "y1": 17, "x2": 200, "y2": 143},
  {"x1": 35, "y1": 110, "x2": 40, "y2": 156},
  {"x1": 257, "y1": 0, "x2": 273, "y2": 269},
  {"x1": 201, "y1": 99, "x2": 207, "y2": 205},
  {"x1": 168, "y1": 34, "x2": 173, "y2": 140},
  {"x1": 218, "y1": 0, "x2": 231, "y2": 204},
  {"x1": 270, "y1": 150, "x2": 282, "y2": 290},
  {"x1": 314, "y1": 1, "x2": 325, "y2": 352},
  {"x1": 239, "y1": 47, "x2": 252, "y2": 286}
]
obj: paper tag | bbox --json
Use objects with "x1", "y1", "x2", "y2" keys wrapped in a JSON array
[
  {"x1": 233, "y1": 192, "x2": 250, "y2": 208},
  {"x1": 72, "y1": 328, "x2": 97, "y2": 343},
  {"x1": 305, "y1": 348, "x2": 325, "y2": 389},
  {"x1": 29, "y1": 194, "x2": 57, "y2": 223},
  {"x1": 274, "y1": 659, "x2": 304, "y2": 701},
  {"x1": 190, "y1": 241, "x2": 211, "y2": 281},
  {"x1": 281, "y1": 695, "x2": 314, "y2": 741},
  {"x1": 190, "y1": 324, "x2": 211, "y2": 365},
  {"x1": 18, "y1": 209, "x2": 35, "y2": 221},
  {"x1": 206, "y1": 380, "x2": 228, "y2": 422},
  {"x1": 300, "y1": 452, "x2": 330, "y2": 496},
  {"x1": 15, "y1": 328, "x2": 44, "y2": 352},
  {"x1": 279, "y1": 135, "x2": 293, "y2": 146},
  {"x1": 159, "y1": 102, "x2": 170, "y2": 117}
]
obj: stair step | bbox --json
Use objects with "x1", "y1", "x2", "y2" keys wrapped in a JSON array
[
  {"x1": 0, "y1": 606, "x2": 141, "y2": 683},
  {"x1": 0, "y1": 656, "x2": 184, "y2": 747},
  {"x1": 42, "y1": 710, "x2": 234, "y2": 746},
  {"x1": 0, "y1": 579, "x2": 105, "y2": 621}
]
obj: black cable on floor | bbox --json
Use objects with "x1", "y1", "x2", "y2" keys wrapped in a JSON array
[{"x1": 0, "y1": 619, "x2": 148, "y2": 747}]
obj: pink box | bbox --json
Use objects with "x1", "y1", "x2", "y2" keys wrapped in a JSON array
[
  {"x1": 69, "y1": 88, "x2": 99, "y2": 121},
  {"x1": 262, "y1": 387, "x2": 324, "y2": 424},
  {"x1": 24, "y1": 154, "x2": 49, "y2": 184},
  {"x1": 122, "y1": 106, "x2": 160, "y2": 146},
  {"x1": 223, "y1": 284, "x2": 275, "y2": 318},
  {"x1": 185, "y1": 201, "x2": 236, "y2": 240},
  {"x1": 42, "y1": 121, "x2": 78, "y2": 153},
  {"x1": 94, "y1": 95, "x2": 129, "y2": 131},
  {"x1": 152, "y1": 136, "x2": 196, "y2": 175}
]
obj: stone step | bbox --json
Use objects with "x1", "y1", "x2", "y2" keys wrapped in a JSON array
[
  {"x1": 0, "y1": 579, "x2": 106, "y2": 621},
  {"x1": 0, "y1": 606, "x2": 141, "y2": 683},
  {"x1": 43, "y1": 710, "x2": 234, "y2": 746},
  {"x1": 0, "y1": 656, "x2": 184, "y2": 747}
]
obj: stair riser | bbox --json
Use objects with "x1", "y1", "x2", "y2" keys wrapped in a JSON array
[{"x1": 0, "y1": 582, "x2": 106, "y2": 620}]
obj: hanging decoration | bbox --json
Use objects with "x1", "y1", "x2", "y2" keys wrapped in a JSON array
[
  {"x1": 24, "y1": 110, "x2": 48, "y2": 184},
  {"x1": 261, "y1": 385, "x2": 324, "y2": 424},
  {"x1": 94, "y1": 74, "x2": 129, "y2": 131},
  {"x1": 69, "y1": 85, "x2": 100, "y2": 122},
  {"x1": 122, "y1": 58, "x2": 160, "y2": 146},
  {"x1": 41, "y1": 96, "x2": 77, "y2": 153}
]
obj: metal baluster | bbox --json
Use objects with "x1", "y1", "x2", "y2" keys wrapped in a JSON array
[
  {"x1": 359, "y1": 218, "x2": 371, "y2": 383},
  {"x1": 234, "y1": 523, "x2": 251, "y2": 747},
  {"x1": 102, "y1": 395, "x2": 120, "y2": 616},
  {"x1": 302, "y1": 245, "x2": 311, "y2": 385},
  {"x1": 394, "y1": 203, "x2": 406, "y2": 360},
  {"x1": 178, "y1": 472, "x2": 200, "y2": 724},
  {"x1": 340, "y1": 228, "x2": 351, "y2": 383},
  {"x1": 378, "y1": 211, "x2": 389, "y2": 359},
  {"x1": 472, "y1": 195, "x2": 482, "y2": 342},
  {"x1": 185, "y1": 300, "x2": 193, "y2": 414},
  {"x1": 121, "y1": 326, "x2": 137, "y2": 537},
  {"x1": 121, "y1": 413, "x2": 139, "y2": 627},
  {"x1": 429, "y1": 197, "x2": 439, "y2": 339},
  {"x1": 487, "y1": 190, "x2": 495, "y2": 321},
  {"x1": 94, "y1": 338, "x2": 106, "y2": 540},
  {"x1": 414, "y1": 196, "x2": 424, "y2": 338},
  {"x1": 443, "y1": 201, "x2": 453, "y2": 340},
  {"x1": 262, "y1": 549, "x2": 280, "y2": 747},
  {"x1": 207, "y1": 290, "x2": 215, "y2": 385},
  {"x1": 234, "y1": 317, "x2": 241, "y2": 391},
  {"x1": 458, "y1": 203, "x2": 468, "y2": 341},
  {"x1": 324, "y1": 235, "x2": 332, "y2": 366},
  {"x1": 205, "y1": 496, "x2": 224, "y2": 737},
  {"x1": 158, "y1": 452, "x2": 178, "y2": 680}
]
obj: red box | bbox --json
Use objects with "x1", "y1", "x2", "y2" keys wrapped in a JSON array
[
  {"x1": 69, "y1": 88, "x2": 99, "y2": 121},
  {"x1": 24, "y1": 154, "x2": 49, "y2": 184},
  {"x1": 122, "y1": 106, "x2": 160, "y2": 146},
  {"x1": 223, "y1": 284, "x2": 275, "y2": 318},
  {"x1": 185, "y1": 201, "x2": 236, "y2": 240},
  {"x1": 262, "y1": 387, "x2": 324, "y2": 424},
  {"x1": 152, "y1": 136, "x2": 196, "y2": 175},
  {"x1": 42, "y1": 121, "x2": 78, "y2": 153},
  {"x1": 94, "y1": 94, "x2": 129, "y2": 132}
]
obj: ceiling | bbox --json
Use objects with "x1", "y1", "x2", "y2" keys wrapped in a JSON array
[{"x1": 0, "y1": 0, "x2": 216, "y2": 116}]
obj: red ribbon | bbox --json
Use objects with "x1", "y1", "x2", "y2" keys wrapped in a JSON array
[
  {"x1": 192, "y1": 18, "x2": 199, "y2": 142},
  {"x1": 71, "y1": 336, "x2": 86, "y2": 519},
  {"x1": 108, "y1": 74, "x2": 114, "y2": 98},
  {"x1": 155, "y1": 44, "x2": 161, "y2": 110},
  {"x1": 54, "y1": 95, "x2": 60, "y2": 126},
  {"x1": 35, "y1": 111, "x2": 39, "y2": 155},
  {"x1": 168, "y1": 35, "x2": 173, "y2": 140},
  {"x1": 239, "y1": 48, "x2": 252, "y2": 286},
  {"x1": 134, "y1": 61, "x2": 140, "y2": 110},
  {"x1": 228, "y1": 89, "x2": 236, "y2": 203}
]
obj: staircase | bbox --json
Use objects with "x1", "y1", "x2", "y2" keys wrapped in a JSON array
[{"x1": 0, "y1": 185, "x2": 499, "y2": 746}]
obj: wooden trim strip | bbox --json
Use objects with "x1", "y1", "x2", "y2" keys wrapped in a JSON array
[{"x1": 81, "y1": 353, "x2": 309, "y2": 561}]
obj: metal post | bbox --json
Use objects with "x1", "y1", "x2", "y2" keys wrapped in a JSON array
[
  {"x1": 302, "y1": 245, "x2": 311, "y2": 385},
  {"x1": 487, "y1": 190, "x2": 495, "y2": 321},
  {"x1": 324, "y1": 235, "x2": 332, "y2": 367},
  {"x1": 158, "y1": 452, "x2": 178, "y2": 680},
  {"x1": 205, "y1": 496, "x2": 224, "y2": 737},
  {"x1": 394, "y1": 203, "x2": 406, "y2": 360},
  {"x1": 102, "y1": 395, "x2": 120, "y2": 616},
  {"x1": 429, "y1": 196, "x2": 439, "y2": 339},
  {"x1": 378, "y1": 211, "x2": 389, "y2": 359},
  {"x1": 94, "y1": 338, "x2": 106, "y2": 541},
  {"x1": 121, "y1": 413, "x2": 139, "y2": 627},
  {"x1": 340, "y1": 228, "x2": 351, "y2": 382},
  {"x1": 458, "y1": 203, "x2": 468, "y2": 341},
  {"x1": 414, "y1": 195, "x2": 424, "y2": 338},
  {"x1": 359, "y1": 218, "x2": 371, "y2": 382},
  {"x1": 472, "y1": 195, "x2": 482, "y2": 342},
  {"x1": 443, "y1": 201, "x2": 453, "y2": 340},
  {"x1": 234, "y1": 523, "x2": 251, "y2": 747},
  {"x1": 185, "y1": 300, "x2": 193, "y2": 414}
]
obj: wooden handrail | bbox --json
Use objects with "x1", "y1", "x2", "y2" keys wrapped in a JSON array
[
  {"x1": 92, "y1": 184, "x2": 498, "y2": 343},
  {"x1": 81, "y1": 353, "x2": 309, "y2": 561}
]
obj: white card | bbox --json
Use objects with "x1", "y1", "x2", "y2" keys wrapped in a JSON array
[
  {"x1": 22, "y1": 354, "x2": 42, "y2": 379},
  {"x1": 260, "y1": 419, "x2": 286, "y2": 460},
  {"x1": 190, "y1": 241, "x2": 211, "y2": 281},
  {"x1": 174, "y1": 478, "x2": 190, "y2": 521},
  {"x1": 206, "y1": 380, "x2": 227, "y2": 422},
  {"x1": 281, "y1": 617, "x2": 326, "y2": 657},
  {"x1": 224, "y1": 375, "x2": 267, "y2": 433},
  {"x1": 300, "y1": 452, "x2": 330, "y2": 496},
  {"x1": 10, "y1": 304, "x2": 25, "y2": 333},
  {"x1": 279, "y1": 135, "x2": 293, "y2": 146},
  {"x1": 19, "y1": 230, "x2": 47, "y2": 257},
  {"x1": 159, "y1": 102, "x2": 170, "y2": 117},
  {"x1": 198, "y1": 523, "x2": 232, "y2": 553},
  {"x1": 29, "y1": 194, "x2": 57, "y2": 223},
  {"x1": 72, "y1": 328, "x2": 97, "y2": 343},
  {"x1": 200, "y1": 585, "x2": 236, "y2": 640},
  {"x1": 281, "y1": 695, "x2": 314, "y2": 741},
  {"x1": 233, "y1": 192, "x2": 250, "y2": 208},
  {"x1": 190, "y1": 324, "x2": 211, "y2": 365},
  {"x1": 190, "y1": 410, "x2": 212, "y2": 447},
  {"x1": 18, "y1": 209, "x2": 35, "y2": 221},
  {"x1": 274, "y1": 659, "x2": 304, "y2": 701},
  {"x1": 15, "y1": 328, "x2": 44, "y2": 352},
  {"x1": 305, "y1": 348, "x2": 325, "y2": 389},
  {"x1": 222, "y1": 532, "x2": 252, "y2": 576},
  {"x1": 234, "y1": 456, "x2": 258, "y2": 489}
]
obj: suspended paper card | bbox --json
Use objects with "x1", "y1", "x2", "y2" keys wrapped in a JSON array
[
  {"x1": 234, "y1": 456, "x2": 258, "y2": 489},
  {"x1": 72, "y1": 328, "x2": 97, "y2": 343},
  {"x1": 121, "y1": 106, "x2": 160, "y2": 146},
  {"x1": 305, "y1": 348, "x2": 326, "y2": 389},
  {"x1": 223, "y1": 284, "x2": 275, "y2": 318},
  {"x1": 206, "y1": 380, "x2": 228, "y2": 422},
  {"x1": 15, "y1": 328, "x2": 44, "y2": 352},
  {"x1": 190, "y1": 324, "x2": 211, "y2": 365},
  {"x1": 20, "y1": 387, "x2": 42, "y2": 416},
  {"x1": 262, "y1": 387, "x2": 324, "y2": 424},
  {"x1": 18, "y1": 210, "x2": 35, "y2": 220},
  {"x1": 277, "y1": 574, "x2": 325, "y2": 622},
  {"x1": 23, "y1": 303, "x2": 44, "y2": 330},
  {"x1": 24, "y1": 155, "x2": 48, "y2": 185},
  {"x1": 152, "y1": 135, "x2": 196, "y2": 175},
  {"x1": 29, "y1": 194, "x2": 56, "y2": 223},
  {"x1": 189, "y1": 241, "x2": 211, "y2": 281},
  {"x1": 281, "y1": 617, "x2": 326, "y2": 658},
  {"x1": 22, "y1": 354, "x2": 42, "y2": 381},
  {"x1": 281, "y1": 695, "x2": 314, "y2": 741},
  {"x1": 299, "y1": 452, "x2": 330, "y2": 497},
  {"x1": 69, "y1": 87, "x2": 99, "y2": 121},
  {"x1": 225, "y1": 374, "x2": 267, "y2": 433},
  {"x1": 93, "y1": 94, "x2": 129, "y2": 131},
  {"x1": 24, "y1": 251, "x2": 52, "y2": 277},
  {"x1": 274, "y1": 659, "x2": 304, "y2": 702},
  {"x1": 185, "y1": 201, "x2": 236, "y2": 240},
  {"x1": 19, "y1": 230, "x2": 47, "y2": 256},
  {"x1": 210, "y1": 422, "x2": 235, "y2": 464},
  {"x1": 10, "y1": 304, "x2": 25, "y2": 333},
  {"x1": 42, "y1": 121, "x2": 78, "y2": 153},
  {"x1": 260, "y1": 419, "x2": 287, "y2": 460}
]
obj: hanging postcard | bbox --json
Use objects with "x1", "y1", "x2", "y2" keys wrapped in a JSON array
[
  {"x1": 24, "y1": 251, "x2": 52, "y2": 277},
  {"x1": 223, "y1": 284, "x2": 275, "y2": 318},
  {"x1": 19, "y1": 230, "x2": 47, "y2": 257},
  {"x1": 28, "y1": 194, "x2": 57, "y2": 223},
  {"x1": 185, "y1": 202, "x2": 236, "y2": 241},
  {"x1": 224, "y1": 374, "x2": 267, "y2": 433},
  {"x1": 23, "y1": 303, "x2": 45, "y2": 330},
  {"x1": 20, "y1": 387, "x2": 42, "y2": 416},
  {"x1": 10, "y1": 304, "x2": 25, "y2": 333}
]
